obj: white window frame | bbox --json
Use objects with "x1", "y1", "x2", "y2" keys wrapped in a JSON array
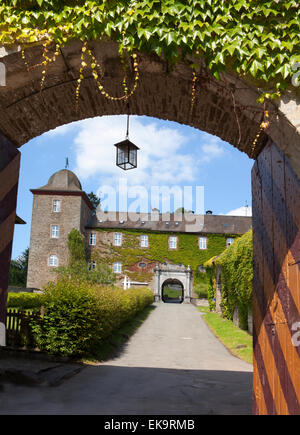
[
  {"x1": 114, "y1": 233, "x2": 122, "y2": 246},
  {"x1": 169, "y1": 236, "x2": 177, "y2": 249},
  {"x1": 113, "y1": 262, "x2": 122, "y2": 274},
  {"x1": 199, "y1": 236, "x2": 207, "y2": 250},
  {"x1": 89, "y1": 233, "x2": 96, "y2": 246},
  {"x1": 49, "y1": 255, "x2": 58, "y2": 267},
  {"x1": 226, "y1": 237, "x2": 235, "y2": 247},
  {"x1": 52, "y1": 199, "x2": 61, "y2": 213},
  {"x1": 51, "y1": 224, "x2": 59, "y2": 238},
  {"x1": 140, "y1": 235, "x2": 149, "y2": 248}
]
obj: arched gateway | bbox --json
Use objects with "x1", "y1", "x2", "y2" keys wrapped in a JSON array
[
  {"x1": 154, "y1": 264, "x2": 192, "y2": 303},
  {"x1": 0, "y1": 13, "x2": 300, "y2": 414}
]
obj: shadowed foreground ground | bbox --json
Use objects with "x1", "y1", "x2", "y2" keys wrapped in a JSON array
[{"x1": 0, "y1": 303, "x2": 253, "y2": 415}]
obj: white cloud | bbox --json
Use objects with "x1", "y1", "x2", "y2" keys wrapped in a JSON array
[
  {"x1": 225, "y1": 206, "x2": 252, "y2": 217},
  {"x1": 44, "y1": 116, "x2": 227, "y2": 212},
  {"x1": 200, "y1": 137, "x2": 225, "y2": 163},
  {"x1": 44, "y1": 121, "x2": 84, "y2": 137},
  {"x1": 72, "y1": 116, "x2": 199, "y2": 186}
]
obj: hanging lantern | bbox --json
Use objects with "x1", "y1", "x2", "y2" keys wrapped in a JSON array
[{"x1": 114, "y1": 115, "x2": 139, "y2": 170}]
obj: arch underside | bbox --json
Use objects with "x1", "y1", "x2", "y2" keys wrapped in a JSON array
[
  {"x1": 1, "y1": 38, "x2": 300, "y2": 415},
  {"x1": 0, "y1": 40, "x2": 273, "y2": 159}
]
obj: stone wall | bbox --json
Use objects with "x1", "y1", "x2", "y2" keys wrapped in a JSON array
[{"x1": 27, "y1": 193, "x2": 91, "y2": 289}]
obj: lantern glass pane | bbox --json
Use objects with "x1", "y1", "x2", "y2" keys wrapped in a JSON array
[
  {"x1": 129, "y1": 149, "x2": 137, "y2": 167},
  {"x1": 117, "y1": 148, "x2": 127, "y2": 166},
  {"x1": 115, "y1": 139, "x2": 139, "y2": 170}
]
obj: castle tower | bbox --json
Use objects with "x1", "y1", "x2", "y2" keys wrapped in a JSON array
[{"x1": 26, "y1": 169, "x2": 93, "y2": 289}]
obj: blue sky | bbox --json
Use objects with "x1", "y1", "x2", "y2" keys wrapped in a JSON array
[{"x1": 12, "y1": 115, "x2": 254, "y2": 259}]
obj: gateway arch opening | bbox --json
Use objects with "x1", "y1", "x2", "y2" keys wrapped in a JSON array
[{"x1": 162, "y1": 279, "x2": 184, "y2": 304}]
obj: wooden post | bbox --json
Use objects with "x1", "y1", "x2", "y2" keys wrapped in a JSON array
[
  {"x1": 252, "y1": 139, "x2": 300, "y2": 414},
  {"x1": 0, "y1": 132, "x2": 20, "y2": 346}
]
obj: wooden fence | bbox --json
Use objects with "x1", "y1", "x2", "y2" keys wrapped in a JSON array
[{"x1": 6, "y1": 308, "x2": 40, "y2": 349}]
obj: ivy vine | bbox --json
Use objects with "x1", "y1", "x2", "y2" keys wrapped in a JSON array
[
  {"x1": 204, "y1": 230, "x2": 253, "y2": 327},
  {"x1": 91, "y1": 228, "x2": 236, "y2": 277},
  {"x1": 0, "y1": 0, "x2": 299, "y2": 93}
]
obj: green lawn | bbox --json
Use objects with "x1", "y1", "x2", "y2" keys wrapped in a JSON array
[
  {"x1": 197, "y1": 306, "x2": 253, "y2": 364},
  {"x1": 163, "y1": 287, "x2": 182, "y2": 298}
]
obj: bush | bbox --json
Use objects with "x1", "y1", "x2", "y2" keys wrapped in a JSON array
[
  {"x1": 30, "y1": 279, "x2": 154, "y2": 357},
  {"x1": 7, "y1": 292, "x2": 43, "y2": 310}
]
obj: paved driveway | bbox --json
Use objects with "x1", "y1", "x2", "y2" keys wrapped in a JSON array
[{"x1": 0, "y1": 303, "x2": 253, "y2": 415}]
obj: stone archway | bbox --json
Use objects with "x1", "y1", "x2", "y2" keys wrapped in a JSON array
[
  {"x1": 1, "y1": 39, "x2": 300, "y2": 414},
  {"x1": 154, "y1": 264, "x2": 192, "y2": 303},
  {"x1": 161, "y1": 278, "x2": 184, "y2": 304}
]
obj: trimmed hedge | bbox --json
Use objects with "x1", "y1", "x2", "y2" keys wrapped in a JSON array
[
  {"x1": 30, "y1": 279, "x2": 154, "y2": 357},
  {"x1": 7, "y1": 292, "x2": 43, "y2": 310}
]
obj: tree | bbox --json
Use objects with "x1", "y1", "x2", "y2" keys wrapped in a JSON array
[
  {"x1": 88, "y1": 263, "x2": 116, "y2": 285},
  {"x1": 87, "y1": 191, "x2": 101, "y2": 211},
  {"x1": 56, "y1": 229, "x2": 115, "y2": 285},
  {"x1": 9, "y1": 248, "x2": 29, "y2": 287}
]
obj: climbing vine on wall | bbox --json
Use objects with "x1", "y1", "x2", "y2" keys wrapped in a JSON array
[
  {"x1": 1, "y1": 1, "x2": 299, "y2": 155},
  {"x1": 1, "y1": 0, "x2": 299, "y2": 93},
  {"x1": 205, "y1": 230, "x2": 253, "y2": 326},
  {"x1": 91, "y1": 228, "x2": 236, "y2": 277}
]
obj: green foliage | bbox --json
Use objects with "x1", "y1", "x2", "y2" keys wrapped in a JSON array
[
  {"x1": 205, "y1": 267, "x2": 216, "y2": 311},
  {"x1": 94, "y1": 228, "x2": 231, "y2": 273},
  {"x1": 30, "y1": 278, "x2": 154, "y2": 356},
  {"x1": 0, "y1": 1, "x2": 299, "y2": 94},
  {"x1": 7, "y1": 291, "x2": 43, "y2": 310},
  {"x1": 193, "y1": 269, "x2": 209, "y2": 299},
  {"x1": 87, "y1": 191, "x2": 101, "y2": 211},
  {"x1": 215, "y1": 230, "x2": 253, "y2": 329},
  {"x1": 8, "y1": 248, "x2": 29, "y2": 287},
  {"x1": 88, "y1": 263, "x2": 116, "y2": 285},
  {"x1": 56, "y1": 261, "x2": 116, "y2": 285},
  {"x1": 67, "y1": 228, "x2": 86, "y2": 266},
  {"x1": 58, "y1": 229, "x2": 116, "y2": 285}
]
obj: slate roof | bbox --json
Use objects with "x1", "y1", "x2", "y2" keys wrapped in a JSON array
[{"x1": 86, "y1": 210, "x2": 252, "y2": 235}]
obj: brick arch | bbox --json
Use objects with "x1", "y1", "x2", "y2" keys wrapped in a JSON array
[
  {"x1": 0, "y1": 39, "x2": 299, "y2": 171},
  {"x1": 1, "y1": 39, "x2": 300, "y2": 414}
]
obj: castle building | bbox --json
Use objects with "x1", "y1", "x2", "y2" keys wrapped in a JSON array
[{"x1": 26, "y1": 169, "x2": 252, "y2": 302}]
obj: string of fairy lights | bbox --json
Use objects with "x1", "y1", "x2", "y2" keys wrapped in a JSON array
[{"x1": 21, "y1": 41, "x2": 270, "y2": 157}]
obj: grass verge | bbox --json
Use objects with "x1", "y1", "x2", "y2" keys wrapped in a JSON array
[
  {"x1": 197, "y1": 306, "x2": 253, "y2": 364},
  {"x1": 82, "y1": 304, "x2": 156, "y2": 364}
]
